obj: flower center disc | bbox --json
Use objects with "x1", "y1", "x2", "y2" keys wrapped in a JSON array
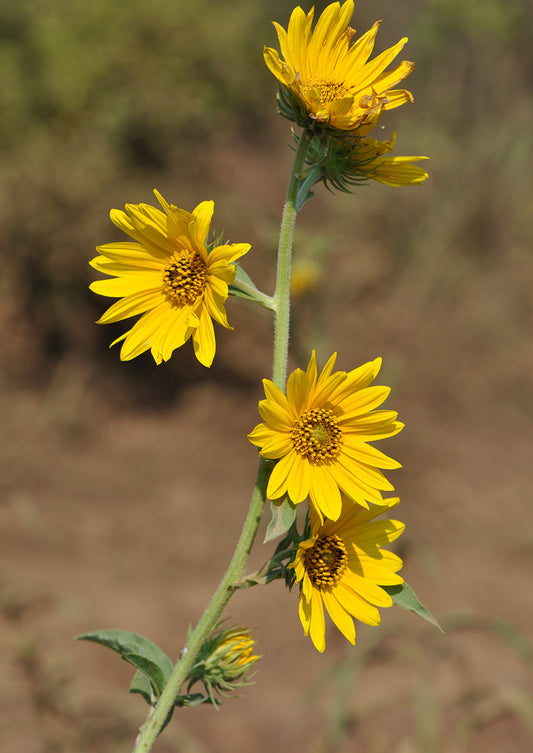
[
  {"x1": 162, "y1": 250, "x2": 208, "y2": 305},
  {"x1": 291, "y1": 408, "x2": 342, "y2": 464},
  {"x1": 304, "y1": 534, "x2": 348, "y2": 588},
  {"x1": 303, "y1": 78, "x2": 350, "y2": 105}
]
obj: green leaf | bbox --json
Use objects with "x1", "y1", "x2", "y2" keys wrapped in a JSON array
[
  {"x1": 76, "y1": 629, "x2": 174, "y2": 694},
  {"x1": 129, "y1": 670, "x2": 156, "y2": 705},
  {"x1": 384, "y1": 582, "x2": 444, "y2": 633},
  {"x1": 123, "y1": 653, "x2": 168, "y2": 696},
  {"x1": 264, "y1": 495, "x2": 297, "y2": 543}
]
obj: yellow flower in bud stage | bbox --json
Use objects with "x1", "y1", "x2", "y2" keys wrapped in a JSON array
[
  {"x1": 90, "y1": 191, "x2": 250, "y2": 367},
  {"x1": 211, "y1": 629, "x2": 259, "y2": 681},
  {"x1": 187, "y1": 627, "x2": 259, "y2": 704},
  {"x1": 248, "y1": 352, "x2": 403, "y2": 522},
  {"x1": 292, "y1": 496, "x2": 404, "y2": 652},
  {"x1": 348, "y1": 134, "x2": 429, "y2": 187},
  {"x1": 264, "y1": 0, "x2": 415, "y2": 133}
]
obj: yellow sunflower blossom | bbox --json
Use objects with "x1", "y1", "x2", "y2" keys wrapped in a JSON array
[
  {"x1": 187, "y1": 626, "x2": 259, "y2": 705},
  {"x1": 90, "y1": 191, "x2": 250, "y2": 367},
  {"x1": 264, "y1": 0, "x2": 415, "y2": 132},
  {"x1": 248, "y1": 352, "x2": 403, "y2": 522},
  {"x1": 211, "y1": 629, "x2": 259, "y2": 681},
  {"x1": 348, "y1": 134, "x2": 429, "y2": 186},
  {"x1": 291, "y1": 495, "x2": 404, "y2": 652}
]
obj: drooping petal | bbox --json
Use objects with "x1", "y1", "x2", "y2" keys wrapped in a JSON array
[
  {"x1": 192, "y1": 307, "x2": 216, "y2": 367},
  {"x1": 267, "y1": 450, "x2": 300, "y2": 501},
  {"x1": 287, "y1": 456, "x2": 312, "y2": 504},
  {"x1": 308, "y1": 465, "x2": 342, "y2": 521},
  {"x1": 322, "y1": 589, "x2": 356, "y2": 644},
  {"x1": 118, "y1": 302, "x2": 172, "y2": 362},
  {"x1": 95, "y1": 288, "x2": 163, "y2": 325},
  {"x1": 308, "y1": 588, "x2": 326, "y2": 652}
]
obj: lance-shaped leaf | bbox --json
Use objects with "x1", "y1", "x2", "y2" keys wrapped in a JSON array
[
  {"x1": 384, "y1": 582, "x2": 443, "y2": 633},
  {"x1": 129, "y1": 670, "x2": 156, "y2": 706},
  {"x1": 76, "y1": 629, "x2": 174, "y2": 696}
]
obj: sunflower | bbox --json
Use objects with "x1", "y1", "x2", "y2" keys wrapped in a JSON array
[
  {"x1": 314, "y1": 132, "x2": 429, "y2": 191},
  {"x1": 248, "y1": 352, "x2": 403, "y2": 521},
  {"x1": 187, "y1": 627, "x2": 259, "y2": 704},
  {"x1": 348, "y1": 134, "x2": 429, "y2": 187},
  {"x1": 264, "y1": 0, "x2": 415, "y2": 133},
  {"x1": 90, "y1": 191, "x2": 250, "y2": 367},
  {"x1": 291, "y1": 496, "x2": 404, "y2": 652}
]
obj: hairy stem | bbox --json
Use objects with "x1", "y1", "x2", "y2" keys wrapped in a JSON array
[
  {"x1": 271, "y1": 129, "x2": 312, "y2": 390},
  {"x1": 133, "y1": 459, "x2": 270, "y2": 752},
  {"x1": 132, "y1": 129, "x2": 312, "y2": 753}
]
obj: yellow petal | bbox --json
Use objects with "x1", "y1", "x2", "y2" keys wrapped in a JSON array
[
  {"x1": 191, "y1": 200, "x2": 214, "y2": 248},
  {"x1": 335, "y1": 580, "x2": 381, "y2": 625},
  {"x1": 158, "y1": 306, "x2": 194, "y2": 362},
  {"x1": 309, "y1": 588, "x2": 326, "y2": 652},
  {"x1": 309, "y1": 465, "x2": 342, "y2": 520},
  {"x1": 118, "y1": 302, "x2": 171, "y2": 362},
  {"x1": 287, "y1": 456, "x2": 312, "y2": 504},
  {"x1": 341, "y1": 439, "x2": 402, "y2": 470},
  {"x1": 322, "y1": 588, "x2": 356, "y2": 644},
  {"x1": 204, "y1": 286, "x2": 230, "y2": 328},
  {"x1": 286, "y1": 366, "x2": 311, "y2": 414},
  {"x1": 90, "y1": 274, "x2": 162, "y2": 298},
  {"x1": 342, "y1": 570, "x2": 393, "y2": 607},
  {"x1": 267, "y1": 450, "x2": 299, "y2": 500},
  {"x1": 298, "y1": 591, "x2": 312, "y2": 634},
  {"x1": 192, "y1": 306, "x2": 216, "y2": 367},
  {"x1": 95, "y1": 288, "x2": 163, "y2": 324},
  {"x1": 93, "y1": 241, "x2": 167, "y2": 264}
]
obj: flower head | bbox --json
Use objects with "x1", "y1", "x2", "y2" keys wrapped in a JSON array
[
  {"x1": 248, "y1": 352, "x2": 403, "y2": 522},
  {"x1": 343, "y1": 134, "x2": 429, "y2": 187},
  {"x1": 187, "y1": 626, "x2": 259, "y2": 705},
  {"x1": 292, "y1": 496, "x2": 404, "y2": 652},
  {"x1": 264, "y1": 1, "x2": 414, "y2": 133},
  {"x1": 309, "y1": 132, "x2": 429, "y2": 192},
  {"x1": 90, "y1": 191, "x2": 250, "y2": 367}
]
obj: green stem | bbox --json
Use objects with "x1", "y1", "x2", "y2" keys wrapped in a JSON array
[
  {"x1": 230, "y1": 278, "x2": 275, "y2": 310},
  {"x1": 133, "y1": 458, "x2": 271, "y2": 753},
  {"x1": 271, "y1": 129, "x2": 312, "y2": 389},
  {"x1": 132, "y1": 129, "x2": 312, "y2": 753}
]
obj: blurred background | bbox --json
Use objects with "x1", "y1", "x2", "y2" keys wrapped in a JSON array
[{"x1": 1, "y1": 0, "x2": 532, "y2": 751}]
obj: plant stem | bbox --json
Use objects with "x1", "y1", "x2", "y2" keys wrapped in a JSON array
[
  {"x1": 132, "y1": 458, "x2": 270, "y2": 753},
  {"x1": 271, "y1": 129, "x2": 312, "y2": 390},
  {"x1": 132, "y1": 128, "x2": 312, "y2": 753}
]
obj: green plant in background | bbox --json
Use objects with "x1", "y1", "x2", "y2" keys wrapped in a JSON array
[{"x1": 84, "y1": 2, "x2": 438, "y2": 750}]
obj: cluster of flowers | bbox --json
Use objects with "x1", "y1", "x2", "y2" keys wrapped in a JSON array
[
  {"x1": 265, "y1": 0, "x2": 428, "y2": 192},
  {"x1": 90, "y1": 1, "x2": 419, "y2": 654},
  {"x1": 248, "y1": 351, "x2": 405, "y2": 652}
]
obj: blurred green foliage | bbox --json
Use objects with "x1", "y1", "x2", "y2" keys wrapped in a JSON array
[{"x1": 0, "y1": 0, "x2": 531, "y2": 384}]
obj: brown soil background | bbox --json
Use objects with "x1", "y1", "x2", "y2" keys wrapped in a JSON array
[{"x1": 1, "y1": 1, "x2": 532, "y2": 751}]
